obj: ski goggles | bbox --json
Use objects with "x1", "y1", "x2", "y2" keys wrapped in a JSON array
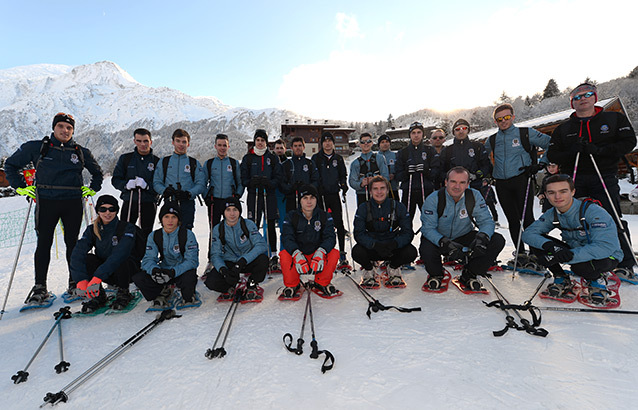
[
  {"x1": 495, "y1": 114, "x2": 513, "y2": 123},
  {"x1": 572, "y1": 91, "x2": 595, "y2": 101}
]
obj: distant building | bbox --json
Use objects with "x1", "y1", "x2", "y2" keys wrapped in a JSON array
[
  {"x1": 385, "y1": 124, "x2": 440, "y2": 150},
  {"x1": 280, "y1": 120, "x2": 355, "y2": 156},
  {"x1": 0, "y1": 169, "x2": 8, "y2": 188}
]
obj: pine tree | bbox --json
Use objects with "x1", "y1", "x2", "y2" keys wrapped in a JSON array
[
  {"x1": 542, "y1": 79, "x2": 560, "y2": 100},
  {"x1": 583, "y1": 77, "x2": 597, "y2": 85},
  {"x1": 387, "y1": 114, "x2": 394, "y2": 128},
  {"x1": 496, "y1": 91, "x2": 511, "y2": 104},
  {"x1": 628, "y1": 66, "x2": 638, "y2": 79}
]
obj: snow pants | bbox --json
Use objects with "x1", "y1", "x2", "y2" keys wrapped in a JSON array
[
  {"x1": 279, "y1": 248, "x2": 340, "y2": 287},
  {"x1": 72, "y1": 254, "x2": 137, "y2": 289},
  {"x1": 352, "y1": 243, "x2": 417, "y2": 270},
  {"x1": 204, "y1": 254, "x2": 269, "y2": 293},
  {"x1": 132, "y1": 269, "x2": 198, "y2": 301}
]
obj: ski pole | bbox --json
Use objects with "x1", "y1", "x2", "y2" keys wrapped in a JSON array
[
  {"x1": 342, "y1": 191, "x2": 354, "y2": 271},
  {"x1": 522, "y1": 271, "x2": 552, "y2": 306},
  {"x1": 11, "y1": 306, "x2": 71, "y2": 384},
  {"x1": 283, "y1": 282, "x2": 309, "y2": 355},
  {"x1": 306, "y1": 282, "x2": 335, "y2": 373},
  {"x1": 420, "y1": 172, "x2": 426, "y2": 203},
  {"x1": 137, "y1": 187, "x2": 142, "y2": 228},
  {"x1": 589, "y1": 153, "x2": 638, "y2": 268},
  {"x1": 572, "y1": 151, "x2": 580, "y2": 183},
  {"x1": 205, "y1": 283, "x2": 243, "y2": 359},
  {"x1": 407, "y1": 173, "x2": 413, "y2": 218},
  {"x1": 127, "y1": 190, "x2": 133, "y2": 222},
  {"x1": 262, "y1": 186, "x2": 274, "y2": 276},
  {"x1": 54, "y1": 308, "x2": 73, "y2": 374},
  {"x1": 537, "y1": 306, "x2": 638, "y2": 315},
  {"x1": 511, "y1": 174, "x2": 534, "y2": 281},
  {"x1": 41, "y1": 310, "x2": 179, "y2": 407},
  {"x1": 0, "y1": 198, "x2": 33, "y2": 320}
]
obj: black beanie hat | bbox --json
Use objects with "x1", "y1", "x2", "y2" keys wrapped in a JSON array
[
  {"x1": 298, "y1": 184, "x2": 318, "y2": 199},
  {"x1": 52, "y1": 112, "x2": 75, "y2": 130},
  {"x1": 453, "y1": 119, "x2": 470, "y2": 132},
  {"x1": 96, "y1": 195, "x2": 119, "y2": 212},
  {"x1": 408, "y1": 122, "x2": 424, "y2": 134},
  {"x1": 321, "y1": 131, "x2": 335, "y2": 144},
  {"x1": 254, "y1": 129, "x2": 268, "y2": 142},
  {"x1": 223, "y1": 196, "x2": 242, "y2": 214},
  {"x1": 378, "y1": 134, "x2": 391, "y2": 144},
  {"x1": 159, "y1": 202, "x2": 181, "y2": 221}
]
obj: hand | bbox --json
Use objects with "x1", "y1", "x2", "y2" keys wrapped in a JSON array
[
  {"x1": 581, "y1": 142, "x2": 600, "y2": 156},
  {"x1": 81, "y1": 186, "x2": 96, "y2": 197},
  {"x1": 163, "y1": 186, "x2": 176, "y2": 199},
  {"x1": 135, "y1": 177, "x2": 148, "y2": 189},
  {"x1": 361, "y1": 177, "x2": 370, "y2": 187},
  {"x1": 233, "y1": 258, "x2": 248, "y2": 273},
  {"x1": 175, "y1": 190, "x2": 191, "y2": 201},
  {"x1": 469, "y1": 232, "x2": 490, "y2": 257},
  {"x1": 75, "y1": 280, "x2": 89, "y2": 297},
  {"x1": 126, "y1": 179, "x2": 137, "y2": 190},
  {"x1": 16, "y1": 186, "x2": 36, "y2": 199},
  {"x1": 248, "y1": 176, "x2": 260, "y2": 189},
  {"x1": 469, "y1": 173, "x2": 477, "y2": 181},
  {"x1": 340, "y1": 183, "x2": 349, "y2": 194},
  {"x1": 293, "y1": 250, "x2": 310, "y2": 275},
  {"x1": 220, "y1": 266, "x2": 239, "y2": 285},
  {"x1": 85, "y1": 277, "x2": 102, "y2": 299},
  {"x1": 519, "y1": 164, "x2": 544, "y2": 175},
  {"x1": 540, "y1": 242, "x2": 573, "y2": 266},
  {"x1": 309, "y1": 248, "x2": 326, "y2": 273},
  {"x1": 439, "y1": 237, "x2": 465, "y2": 262},
  {"x1": 151, "y1": 267, "x2": 175, "y2": 284}
]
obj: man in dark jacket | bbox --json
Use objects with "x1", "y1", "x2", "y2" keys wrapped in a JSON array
[
  {"x1": 5, "y1": 112, "x2": 103, "y2": 305},
  {"x1": 440, "y1": 119, "x2": 491, "y2": 191},
  {"x1": 547, "y1": 83, "x2": 637, "y2": 277},
  {"x1": 111, "y1": 128, "x2": 160, "y2": 237},
  {"x1": 280, "y1": 136, "x2": 319, "y2": 212},
  {"x1": 353, "y1": 176, "x2": 416, "y2": 288}
]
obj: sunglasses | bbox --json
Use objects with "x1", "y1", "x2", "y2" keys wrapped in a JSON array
[
  {"x1": 495, "y1": 114, "x2": 513, "y2": 123},
  {"x1": 97, "y1": 206, "x2": 117, "y2": 213},
  {"x1": 431, "y1": 136, "x2": 445, "y2": 140},
  {"x1": 360, "y1": 140, "x2": 373, "y2": 144},
  {"x1": 572, "y1": 91, "x2": 595, "y2": 101},
  {"x1": 454, "y1": 126, "x2": 468, "y2": 132}
]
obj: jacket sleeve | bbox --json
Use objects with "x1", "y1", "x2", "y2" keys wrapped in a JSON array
[
  {"x1": 394, "y1": 201, "x2": 414, "y2": 248},
  {"x1": 521, "y1": 211, "x2": 555, "y2": 250},
  {"x1": 70, "y1": 226, "x2": 94, "y2": 282},
  {"x1": 421, "y1": 192, "x2": 443, "y2": 246},
  {"x1": 141, "y1": 232, "x2": 161, "y2": 274},
  {"x1": 279, "y1": 161, "x2": 293, "y2": 194},
  {"x1": 353, "y1": 203, "x2": 375, "y2": 249},
  {"x1": 153, "y1": 158, "x2": 167, "y2": 196},
  {"x1": 338, "y1": 156, "x2": 347, "y2": 188},
  {"x1": 546, "y1": 127, "x2": 575, "y2": 167},
  {"x1": 376, "y1": 154, "x2": 389, "y2": 180},
  {"x1": 240, "y1": 154, "x2": 251, "y2": 188},
  {"x1": 319, "y1": 212, "x2": 336, "y2": 251},
  {"x1": 309, "y1": 159, "x2": 320, "y2": 187},
  {"x1": 281, "y1": 210, "x2": 300, "y2": 253},
  {"x1": 529, "y1": 128, "x2": 551, "y2": 150},
  {"x1": 477, "y1": 144, "x2": 492, "y2": 178},
  {"x1": 111, "y1": 154, "x2": 128, "y2": 193},
  {"x1": 602, "y1": 113, "x2": 637, "y2": 158},
  {"x1": 570, "y1": 207, "x2": 622, "y2": 264},
  {"x1": 82, "y1": 147, "x2": 104, "y2": 192},
  {"x1": 395, "y1": 150, "x2": 408, "y2": 183},
  {"x1": 4, "y1": 141, "x2": 39, "y2": 189},
  {"x1": 210, "y1": 225, "x2": 226, "y2": 271},
  {"x1": 234, "y1": 160, "x2": 245, "y2": 197},
  {"x1": 173, "y1": 230, "x2": 199, "y2": 277},
  {"x1": 471, "y1": 189, "x2": 495, "y2": 238},
  {"x1": 271, "y1": 156, "x2": 284, "y2": 190},
  {"x1": 188, "y1": 160, "x2": 207, "y2": 197},
  {"x1": 93, "y1": 224, "x2": 135, "y2": 280},
  {"x1": 348, "y1": 160, "x2": 362, "y2": 190},
  {"x1": 242, "y1": 220, "x2": 268, "y2": 263}
]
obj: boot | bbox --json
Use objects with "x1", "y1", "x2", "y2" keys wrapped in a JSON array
[
  {"x1": 26, "y1": 284, "x2": 49, "y2": 304},
  {"x1": 426, "y1": 275, "x2": 444, "y2": 291},
  {"x1": 546, "y1": 276, "x2": 572, "y2": 297},
  {"x1": 587, "y1": 276, "x2": 610, "y2": 305},
  {"x1": 459, "y1": 271, "x2": 482, "y2": 291},
  {"x1": 360, "y1": 269, "x2": 378, "y2": 288},
  {"x1": 386, "y1": 267, "x2": 404, "y2": 287},
  {"x1": 110, "y1": 287, "x2": 134, "y2": 310},
  {"x1": 81, "y1": 287, "x2": 107, "y2": 313}
]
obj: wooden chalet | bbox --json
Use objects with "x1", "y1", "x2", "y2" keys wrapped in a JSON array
[{"x1": 280, "y1": 120, "x2": 355, "y2": 156}]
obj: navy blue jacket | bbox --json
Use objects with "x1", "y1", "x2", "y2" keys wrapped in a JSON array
[
  {"x1": 4, "y1": 134, "x2": 103, "y2": 200},
  {"x1": 311, "y1": 150, "x2": 347, "y2": 195},
  {"x1": 440, "y1": 138, "x2": 492, "y2": 187},
  {"x1": 280, "y1": 154, "x2": 319, "y2": 195},
  {"x1": 395, "y1": 143, "x2": 440, "y2": 192},
  {"x1": 282, "y1": 208, "x2": 336, "y2": 255},
  {"x1": 240, "y1": 149, "x2": 283, "y2": 194},
  {"x1": 353, "y1": 197, "x2": 413, "y2": 249},
  {"x1": 111, "y1": 148, "x2": 160, "y2": 203}
]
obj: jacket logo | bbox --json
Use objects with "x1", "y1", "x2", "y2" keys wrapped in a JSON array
[
  {"x1": 303, "y1": 164, "x2": 309, "y2": 172},
  {"x1": 112, "y1": 236, "x2": 119, "y2": 246},
  {"x1": 389, "y1": 159, "x2": 395, "y2": 165},
  {"x1": 421, "y1": 152, "x2": 427, "y2": 160},
  {"x1": 600, "y1": 125, "x2": 609, "y2": 133},
  {"x1": 184, "y1": 164, "x2": 191, "y2": 173},
  {"x1": 266, "y1": 158, "x2": 271, "y2": 166},
  {"x1": 173, "y1": 244, "x2": 180, "y2": 253},
  {"x1": 512, "y1": 138, "x2": 521, "y2": 147},
  {"x1": 148, "y1": 163, "x2": 155, "y2": 171},
  {"x1": 70, "y1": 153, "x2": 79, "y2": 164},
  {"x1": 459, "y1": 208, "x2": 468, "y2": 219},
  {"x1": 227, "y1": 164, "x2": 233, "y2": 172},
  {"x1": 332, "y1": 160, "x2": 338, "y2": 167},
  {"x1": 314, "y1": 221, "x2": 322, "y2": 231},
  {"x1": 240, "y1": 234, "x2": 248, "y2": 243},
  {"x1": 468, "y1": 148, "x2": 475, "y2": 158}
]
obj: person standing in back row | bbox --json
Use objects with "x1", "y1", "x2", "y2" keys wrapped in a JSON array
[{"x1": 349, "y1": 133, "x2": 389, "y2": 207}]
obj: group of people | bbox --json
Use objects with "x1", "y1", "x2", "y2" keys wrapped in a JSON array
[{"x1": 4, "y1": 82, "x2": 636, "y2": 312}]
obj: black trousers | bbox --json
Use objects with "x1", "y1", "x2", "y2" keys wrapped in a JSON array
[
  {"x1": 529, "y1": 236, "x2": 619, "y2": 281},
  {"x1": 575, "y1": 173, "x2": 634, "y2": 269},
  {"x1": 401, "y1": 187, "x2": 432, "y2": 223},
  {"x1": 495, "y1": 173, "x2": 535, "y2": 251},
  {"x1": 419, "y1": 231, "x2": 505, "y2": 278},
  {"x1": 352, "y1": 243, "x2": 417, "y2": 270},
  {"x1": 132, "y1": 269, "x2": 198, "y2": 301},
  {"x1": 205, "y1": 197, "x2": 228, "y2": 258},
  {"x1": 247, "y1": 188, "x2": 277, "y2": 253},
  {"x1": 319, "y1": 193, "x2": 346, "y2": 253},
  {"x1": 121, "y1": 200, "x2": 157, "y2": 238},
  {"x1": 204, "y1": 254, "x2": 269, "y2": 293},
  {"x1": 72, "y1": 254, "x2": 137, "y2": 289},
  {"x1": 34, "y1": 198, "x2": 83, "y2": 286}
]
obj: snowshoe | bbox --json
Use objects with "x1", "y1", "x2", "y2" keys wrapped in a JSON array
[
  {"x1": 451, "y1": 275, "x2": 488, "y2": 295},
  {"x1": 310, "y1": 282, "x2": 343, "y2": 299},
  {"x1": 443, "y1": 260, "x2": 464, "y2": 270},
  {"x1": 146, "y1": 286, "x2": 177, "y2": 312},
  {"x1": 360, "y1": 269, "x2": 380, "y2": 289},
  {"x1": 61, "y1": 282, "x2": 82, "y2": 303},
  {"x1": 217, "y1": 288, "x2": 238, "y2": 302},
  {"x1": 269, "y1": 256, "x2": 282, "y2": 274},
  {"x1": 79, "y1": 289, "x2": 108, "y2": 315},
  {"x1": 241, "y1": 283, "x2": 264, "y2": 303},
  {"x1": 539, "y1": 277, "x2": 580, "y2": 303},
  {"x1": 422, "y1": 272, "x2": 451, "y2": 293},
  {"x1": 20, "y1": 285, "x2": 57, "y2": 312},
  {"x1": 487, "y1": 264, "x2": 504, "y2": 272},
  {"x1": 337, "y1": 256, "x2": 353, "y2": 274},
  {"x1": 176, "y1": 291, "x2": 203, "y2": 310},
  {"x1": 105, "y1": 290, "x2": 142, "y2": 315},
  {"x1": 577, "y1": 273, "x2": 621, "y2": 309},
  {"x1": 278, "y1": 285, "x2": 303, "y2": 301},
  {"x1": 384, "y1": 267, "x2": 406, "y2": 288},
  {"x1": 614, "y1": 267, "x2": 638, "y2": 285}
]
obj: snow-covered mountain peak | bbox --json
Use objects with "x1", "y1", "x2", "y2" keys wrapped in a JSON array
[{"x1": 66, "y1": 60, "x2": 139, "y2": 88}]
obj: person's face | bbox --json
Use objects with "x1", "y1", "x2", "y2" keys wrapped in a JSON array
[
  {"x1": 224, "y1": 206, "x2": 240, "y2": 224},
  {"x1": 53, "y1": 122, "x2": 74, "y2": 143},
  {"x1": 547, "y1": 164, "x2": 559, "y2": 175},
  {"x1": 379, "y1": 140, "x2": 390, "y2": 152},
  {"x1": 431, "y1": 132, "x2": 445, "y2": 147},
  {"x1": 453, "y1": 125, "x2": 469, "y2": 140},
  {"x1": 215, "y1": 138, "x2": 229, "y2": 157},
  {"x1": 371, "y1": 181, "x2": 388, "y2": 203},
  {"x1": 134, "y1": 133, "x2": 152, "y2": 155},
  {"x1": 292, "y1": 141, "x2": 305, "y2": 156},
  {"x1": 300, "y1": 195, "x2": 316, "y2": 213},
  {"x1": 255, "y1": 137, "x2": 267, "y2": 150},
  {"x1": 445, "y1": 171, "x2": 470, "y2": 200},
  {"x1": 274, "y1": 143, "x2": 286, "y2": 156},
  {"x1": 494, "y1": 110, "x2": 514, "y2": 131},
  {"x1": 172, "y1": 136, "x2": 190, "y2": 155},
  {"x1": 545, "y1": 181, "x2": 575, "y2": 213},
  {"x1": 162, "y1": 214, "x2": 179, "y2": 233},
  {"x1": 410, "y1": 129, "x2": 423, "y2": 145},
  {"x1": 572, "y1": 91, "x2": 596, "y2": 113},
  {"x1": 322, "y1": 139, "x2": 335, "y2": 153},
  {"x1": 360, "y1": 137, "x2": 373, "y2": 153},
  {"x1": 97, "y1": 204, "x2": 117, "y2": 224}
]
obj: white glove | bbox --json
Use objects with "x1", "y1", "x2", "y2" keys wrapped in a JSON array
[
  {"x1": 135, "y1": 177, "x2": 148, "y2": 189},
  {"x1": 126, "y1": 179, "x2": 137, "y2": 190},
  {"x1": 310, "y1": 248, "x2": 326, "y2": 273}
]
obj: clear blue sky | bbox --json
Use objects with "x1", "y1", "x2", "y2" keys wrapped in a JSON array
[{"x1": 1, "y1": 0, "x2": 635, "y2": 121}]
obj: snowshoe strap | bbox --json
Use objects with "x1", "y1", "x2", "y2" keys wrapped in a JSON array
[
  {"x1": 484, "y1": 300, "x2": 548, "y2": 338},
  {"x1": 366, "y1": 299, "x2": 421, "y2": 319},
  {"x1": 283, "y1": 333, "x2": 304, "y2": 355}
]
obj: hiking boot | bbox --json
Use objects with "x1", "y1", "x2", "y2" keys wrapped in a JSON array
[
  {"x1": 282, "y1": 285, "x2": 300, "y2": 299},
  {"x1": 315, "y1": 282, "x2": 338, "y2": 296},
  {"x1": 81, "y1": 288, "x2": 107, "y2": 313},
  {"x1": 361, "y1": 269, "x2": 378, "y2": 287},
  {"x1": 546, "y1": 276, "x2": 572, "y2": 297},
  {"x1": 613, "y1": 267, "x2": 636, "y2": 281},
  {"x1": 387, "y1": 267, "x2": 404, "y2": 286},
  {"x1": 243, "y1": 280, "x2": 260, "y2": 301},
  {"x1": 26, "y1": 284, "x2": 49, "y2": 304},
  {"x1": 587, "y1": 277, "x2": 610, "y2": 305},
  {"x1": 110, "y1": 287, "x2": 134, "y2": 310},
  {"x1": 66, "y1": 280, "x2": 77, "y2": 294},
  {"x1": 460, "y1": 275, "x2": 482, "y2": 291},
  {"x1": 269, "y1": 255, "x2": 280, "y2": 271},
  {"x1": 152, "y1": 286, "x2": 174, "y2": 309},
  {"x1": 426, "y1": 275, "x2": 444, "y2": 290}
]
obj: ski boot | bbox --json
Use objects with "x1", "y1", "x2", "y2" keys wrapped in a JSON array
[
  {"x1": 110, "y1": 287, "x2": 134, "y2": 311},
  {"x1": 385, "y1": 267, "x2": 406, "y2": 288},
  {"x1": 81, "y1": 288, "x2": 108, "y2": 314},
  {"x1": 360, "y1": 268, "x2": 380, "y2": 289}
]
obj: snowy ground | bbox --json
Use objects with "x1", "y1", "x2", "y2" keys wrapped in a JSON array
[{"x1": 2, "y1": 178, "x2": 638, "y2": 409}]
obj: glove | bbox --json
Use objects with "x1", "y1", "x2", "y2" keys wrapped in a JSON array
[
  {"x1": 475, "y1": 170, "x2": 484, "y2": 179},
  {"x1": 469, "y1": 232, "x2": 490, "y2": 257},
  {"x1": 439, "y1": 237, "x2": 465, "y2": 262},
  {"x1": 85, "y1": 277, "x2": 102, "y2": 299},
  {"x1": 581, "y1": 142, "x2": 600, "y2": 156},
  {"x1": 220, "y1": 266, "x2": 239, "y2": 285},
  {"x1": 309, "y1": 248, "x2": 326, "y2": 273},
  {"x1": 75, "y1": 280, "x2": 89, "y2": 297},
  {"x1": 340, "y1": 183, "x2": 349, "y2": 194},
  {"x1": 519, "y1": 163, "x2": 544, "y2": 175},
  {"x1": 16, "y1": 186, "x2": 36, "y2": 199},
  {"x1": 469, "y1": 173, "x2": 477, "y2": 181},
  {"x1": 151, "y1": 267, "x2": 175, "y2": 284},
  {"x1": 175, "y1": 190, "x2": 191, "y2": 201},
  {"x1": 81, "y1": 186, "x2": 96, "y2": 197},
  {"x1": 372, "y1": 241, "x2": 396, "y2": 259},
  {"x1": 233, "y1": 258, "x2": 248, "y2": 273},
  {"x1": 135, "y1": 177, "x2": 148, "y2": 189},
  {"x1": 126, "y1": 179, "x2": 137, "y2": 190},
  {"x1": 163, "y1": 185, "x2": 176, "y2": 199},
  {"x1": 293, "y1": 250, "x2": 310, "y2": 275},
  {"x1": 541, "y1": 242, "x2": 574, "y2": 264}
]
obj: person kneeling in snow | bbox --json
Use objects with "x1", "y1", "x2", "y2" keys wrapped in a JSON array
[
  {"x1": 70, "y1": 195, "x2": 140, "y2": 313},
  {"x1": 420, "y1": 167, "x2": 505, "y2": 291},
  {"x1": 352, "y1": 175, "x2": 416, "y2": 288},
  {"x1": 280, "y1": 185, "x2": 341, "y2": 298},
  {"x1": 133, "y1": 203, "x2": 200, "y2": 309},
  {"x1": 522, "y1": 174, "x2": 622, "y2": 305},
  {"x1": 204, "y1": 197, "x2": 269, "y2": 301}
]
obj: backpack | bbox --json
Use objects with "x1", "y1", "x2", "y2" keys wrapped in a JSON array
[
  {"x1": 358, "y1": 154, "x2": 380, "y2": 177},
  {"x1": 218, "y1": 217, "x2": 253, "y2": 249},
  {"x1": 114, "y1": 220, "x2": 146, "y2": 262},
  {"x1": 365, "y1": 199, "x2": 399, "y2": 233},
  {"x1": 162, "y1": 156, "x2": 197, "y2": 183},
  {"x1": 153, "y1": 226, "x2": 188, "y2": 262},
  {"x1": 552, "y1": 197, "x2": 602, "y2": 244},
  {"x1": 437, "y1": 188, "x2": 476, "y2": 225},
  {"x1": 488, "y1": 127, "x2": 537, "y2": 165},
  {"x1": 37, "y1": 135, "x2": 85, "y2": 169}
]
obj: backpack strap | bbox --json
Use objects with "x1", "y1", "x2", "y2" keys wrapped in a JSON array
[
  {"x1": 230, "y1": 158, "x2": 238, "y2": 191},
  {"x1": 519, "y1": 127, "x2": 537, "y2": 165},
  {"x1": 437, "y1": 188, "x2": 446, "y2": 218},
  {"x1": 153, "y1": 229, "x2": 165, "y2": 262},
  {"x1": 219, "y1": 220, "x2": 226, "y2": 247},
  {"x1": 188, "y1": 157, "x2": 197, "y2": 182},
  {"x1": 178, "y1": 226, "x2": 187, "y2": 257},
  {"x1": 121, "y1": 152, "x2": 135, "y2": 173},
  {"x1": 162, "y1": 157, "x2": 170, "y2": 183}
]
